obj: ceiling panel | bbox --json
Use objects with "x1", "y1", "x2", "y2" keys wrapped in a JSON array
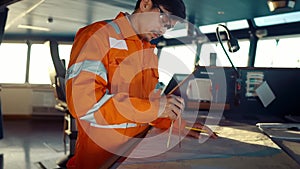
[
  {"x1": 4, "y1": 0, "x2": 133, "y2": 37},
  {"x1": 3, "y1": 0, "x2": 300, "y2": 41}
]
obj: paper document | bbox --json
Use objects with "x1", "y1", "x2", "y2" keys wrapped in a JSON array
[{"x1": 255, "y1": 81, "x2": 276, "y2": 107}]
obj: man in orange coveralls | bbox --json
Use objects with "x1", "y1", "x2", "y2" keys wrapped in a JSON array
[{"x1": 65, "y1": 0, "x2": 217, "y2": 168}]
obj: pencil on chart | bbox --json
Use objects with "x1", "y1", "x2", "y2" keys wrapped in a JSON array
[
  {"x1": 167, "y1": 120, "x2": 174, "y2": 148},
  {"x1": 178, "y1": 117, "x2": 182, "y2": 148},
  {"x1": 185, "y1": 126, "x2": 219, "y2": 134}
]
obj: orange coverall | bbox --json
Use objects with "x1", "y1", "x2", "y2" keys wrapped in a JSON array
[{"x1": 65, "y1": 12, "x2": 181, "y2": 169}]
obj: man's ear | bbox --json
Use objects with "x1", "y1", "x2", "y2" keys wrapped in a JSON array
[{"x1": 139, "y1": 0, "x2": 154, "y2": 12}]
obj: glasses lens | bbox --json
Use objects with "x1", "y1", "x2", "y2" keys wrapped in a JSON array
[
  {"x1": 159, "y1": 13, "x2": 172, "y2": 29},
  {"x1": 155, "y1": 4, "x2": 173, "y2": 30}
]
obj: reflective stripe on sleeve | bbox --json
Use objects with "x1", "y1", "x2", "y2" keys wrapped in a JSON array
[
  {"x1": 66, "y1": 60, "x2": 107, "y2": 82},
  {"x1": 91, "y1": 123, "x2": 137, "y2": 129},
  {"x1": 90, "y1": 122, "x2": 148, "y2": 129},
  {"x1": 79, "y1": 90, "x2": 114, "y2": 123}
]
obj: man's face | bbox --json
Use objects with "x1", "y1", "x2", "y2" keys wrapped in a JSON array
[{"x1": 136, "y1": 5, "x2": 178, "y2": 42}]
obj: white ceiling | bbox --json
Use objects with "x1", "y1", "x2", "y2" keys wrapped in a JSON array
[
  {"x1": 3, "y1": 0, "x2": 300, "y2": 41},
  {"x1": 5, "y1": 0, "x2": 133, "y2": 37}
]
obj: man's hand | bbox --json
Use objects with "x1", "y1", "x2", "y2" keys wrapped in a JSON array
[{"x1": 159, "y1": 94, "x2": 185, "y2": 120}]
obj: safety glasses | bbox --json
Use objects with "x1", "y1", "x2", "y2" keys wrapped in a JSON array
[{"x1": 153, "y1": 2, "x2": 174, "y2": 30}]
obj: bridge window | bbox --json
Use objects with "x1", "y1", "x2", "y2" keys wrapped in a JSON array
[
  {"x1": 0, "y1": 43, "x2": 27, "y2": 83},
  {"x1": 58, "y1": 44, "x2": 72, "y2": 67},
  {"x1": 199, "y1": 19, "x2": 249, "y2": 34},
  {"x1": 255, "y1": 36, "x2": 300, "y2": 68},
  {"x1": 254, "y1": 11, "x2": 300, "y2": 26},
  {"x1": 199, "y1": 40, "x2": 250, "y2": 67},
  {"x1": 29, "y1": 43, "x2": 71, "y2": 84},
  {"x1": 158, "y1": 44, "x2": 196, "y2": 85},
  {"x1": 0, "y1": 42, "x2": 72, "y2": 84},
  {"x1": 29, "y1": 44, "x2": 54, "y2": 84}
]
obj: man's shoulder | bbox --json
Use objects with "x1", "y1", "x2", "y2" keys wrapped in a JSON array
[
  {"x1": 80, "y1": 20, "x2": 110, "y2": 32},
  {"x1": 75, "y1": 20, "x2": 115, "y2": 38}
]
